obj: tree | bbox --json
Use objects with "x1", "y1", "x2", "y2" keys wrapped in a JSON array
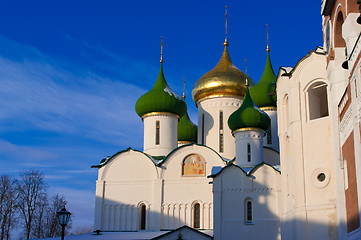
[
  {"x1": 0, "y1": 175, "x2": 18, "y2": 240},
  {"x1": 17, "y1": 170, "x2": 48, "y2": 239},
  {"x1": 44, "y1": 194, "x2": 71, "y2": 237}
]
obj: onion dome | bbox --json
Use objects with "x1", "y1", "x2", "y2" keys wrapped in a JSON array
[
  {"x1": 249, "y1": 49, "x2": 277, "y2": 108},
  {"x1": 228, "y1": 83, "x2": 270, "y2": 132},
  {"x1": 178, "y1": 112, "x2": 198, "y2": 143},
  {"x1": 135, "y1": 63, "x2": 187, "y2": 118},
  {"x1": 192, "y1": 42, "x2": 254, "y2": 104}
]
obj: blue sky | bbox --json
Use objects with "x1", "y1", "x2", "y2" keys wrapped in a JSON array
[{"x1": 0, "y1": 0, "x2": 323, "y2": 231}]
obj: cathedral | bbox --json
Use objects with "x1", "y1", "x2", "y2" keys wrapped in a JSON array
[{"x1": 91, "y1": 1, "x2": 361, "y2": 239}]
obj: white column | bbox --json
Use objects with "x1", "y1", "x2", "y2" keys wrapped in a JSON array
[
  {"x1": 234, "y1": 129, "x2": 265, "y2": 167},
  {"x1": 94, "y1": 180, "x2": 105, "y2": 230},
  {"x1": 143, "y1": 113, "x2": 178, "y2": 156}
]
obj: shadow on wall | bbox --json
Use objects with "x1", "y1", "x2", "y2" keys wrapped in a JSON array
[
  {"x1": 203, "y1": 111, "x2": 213, "y2": 144},
  {"x1": 94, "y1": 198, "x2": 204, "y2": 232},
  {"x1": 91, "y1": 181, "x2": 354, "y2": 240}
]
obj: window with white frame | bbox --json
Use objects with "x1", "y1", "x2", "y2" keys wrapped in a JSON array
[{"x1": 307, "y1": 82, "x2": 329, "y2": 120}]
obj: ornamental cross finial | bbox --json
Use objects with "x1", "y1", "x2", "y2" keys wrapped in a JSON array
[
  {"x1": 245, "y1": 59, "x2": 249, "y2": 87},
  {"x1": 266, "y1": 24, "x2": 270, "y2": 52},
  {"x1": 160, "y1": 36, "x2": 164, "y2": 63},
  {"x1": 224, "y1": 5, "x2": 229, "y2": 46},
  {"x1": 245, "y1": 59, "x2": 248, "y2": 75},
  {"x1": 183, "y1": 75, "x2": 186, "y2": 100}
]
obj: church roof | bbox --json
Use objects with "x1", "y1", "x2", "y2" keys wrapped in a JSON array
[
  {"x1": 249, "y1": 50, "x2": 277, "y2": 108},
  {"x1": 178, "y1": 112, "x2": 198, "y2": 143},
  {"x1": 208, "y1": 162, "x2": 281, "y2": 178},
  {"x1": 228, "y1": 85, "x2": 271, "y2": 132},
  {"x1": 192, "y1": 43, "x2": 253, "y2": 104},
  {"x1": 92, "y1": 143, "x2": 228, "y2": 169},
  {"x1": 135, "y1": 63, "x2": 187, "y2": 118}
]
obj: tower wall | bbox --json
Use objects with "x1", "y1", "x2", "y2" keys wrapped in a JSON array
[
  {"x1": 197, "y1": 96, "x2": 242, "y2": 160},
  {"x1": 262, "y1": 107, "x2": 279, "y2": 152},
  {"x1": 234, "y1": 129, "x2": 264, "y2": 167},
  {"x1": 143, "y1": 113, "x2": 178, "y2": 156}
]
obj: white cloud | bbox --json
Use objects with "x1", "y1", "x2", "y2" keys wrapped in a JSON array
[{"x1": 0, "y1": 36, "x2": 150, "y2": 147}]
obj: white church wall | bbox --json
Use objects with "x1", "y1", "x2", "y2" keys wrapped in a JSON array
[
  {"x1": 212, "y1": 165, "x2": 281, "y2": 240},
  {"x1": 263, "y1": 147, "x2": 280, "y2": 166},
  {"x1": 161, "y1": 144, "x2": 225, "y2": 230},
  {"x1": 277, "y1": 51, "x2": 338, "y2": 239},
  {"x1": 94, "y1": 150, "x2": 160, "y2": 231},
  {"x1": 196, "y1": 97, "x2": 242, "y2": 160}
]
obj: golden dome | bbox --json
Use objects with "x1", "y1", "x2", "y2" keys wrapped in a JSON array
[{"x1": 192, "y1": 44, "x2": 253, "y2": 104}]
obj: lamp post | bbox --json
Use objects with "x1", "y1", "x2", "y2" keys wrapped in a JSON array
[{"x1": 57, "y1": 207, "x2": 71, "y2": 240}]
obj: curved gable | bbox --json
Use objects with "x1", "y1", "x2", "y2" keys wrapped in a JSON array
[
  {"x1": 98, "y1": 148, "x2": 159, "y2": 181},
  {"x1": 161, "y1": 143, "x2": 226, "y2": 180}
]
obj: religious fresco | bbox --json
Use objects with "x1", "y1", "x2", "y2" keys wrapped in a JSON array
[{"x1": 182, "y1": 154, "x2": 205, "y2": 176}]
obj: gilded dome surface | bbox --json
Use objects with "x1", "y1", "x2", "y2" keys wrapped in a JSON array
[
  {"x1": 192, "y1": 44, "x2": 254, "y2": 103},
  {"x1": 135, "y1": 63, "x2": 187, "y2": 118}
]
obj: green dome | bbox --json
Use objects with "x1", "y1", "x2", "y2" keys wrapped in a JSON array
[
  {"x1": 135, "y1": 64, "x2": 187, "y2": 118},
  {"x1": 178, "y1": 112, "x2": 198, "y2": 142},
  {"x1": 228, "y1": 86, "x2": 271, "y2": 132},
  {"x1": 249, "y1": 50, "x2": 277, "y2": 108}
]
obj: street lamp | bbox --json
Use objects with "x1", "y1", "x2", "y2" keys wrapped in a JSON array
[{"x1": 57, "y1": 207, "x2": 71, "y2": 240}]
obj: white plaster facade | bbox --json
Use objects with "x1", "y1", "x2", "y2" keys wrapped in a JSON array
[
  {"x1": 93, "y1": 144, "x2": 226, "y2": 232},
  {"x1": 92, "y1": 2, "x2": 361, "y2": 239},
  {"x1": 196, "y1": 96, "x2": 242, "y2": 160}
]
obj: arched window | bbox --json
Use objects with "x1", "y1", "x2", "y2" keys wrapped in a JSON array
[
  {"x1": 219, "y1": 110, "x2": 224, "y2": 152},
  {"x1": 247, "y1": 143, "x2": 251, "y2": 162},
  {"x1": 266, "y1": 119, "x2": 272, "y2": 144},
  {"x1": 182, "y1": 154, "x2": 205, "y2": 176},
  {"x1": 307, "y1": 81, "x2": 329, "y2": 120},
  {"x1": 335, "y1": 11, "x2": 346, "y2": 48},
  {"x1": 155, "y1": 121, "x2": 160, "y2": 145},
  {"x1": 245, "y1": 199, "x2": 253, "y2": 224},
  {"x1": 139, "y1": 204, "x2": 146, "y2": 230},
  {"x1": 193, "y1": 203, "x2": 200, "y2": 228}
]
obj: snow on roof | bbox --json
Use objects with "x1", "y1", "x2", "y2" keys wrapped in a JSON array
[
  {"x1": 31, "y1": 230, "x2": 214, "y2": 240},
  {"x1": 31, "y1": 231, "x2": 169, "y2": 240}
]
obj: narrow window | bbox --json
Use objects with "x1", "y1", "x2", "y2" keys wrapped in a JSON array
[
  {"x1": 219, "y1": 111, "x2": 224, "y2": 152},
  {"x1": 193, "y1": 203, "x2": 200, "y2": 228},
  {"x1": 247, "y1": 144, "x2": 251, "y2": 162},
  {"x1": 267, "y1": 121, "x2": 272, "y2": 144},
  {"x1": 156, "y1": 121, "x2": 160, "y2": 145},
  {"x1": 245, "y1": 200, "x2": 253, "y2": 223},
  {"x1": 201, "y1": 114, "x2": 205, "y2": 145},
  {"x1": 140, "y1": 204, "x2": 146, "y2": 230}
]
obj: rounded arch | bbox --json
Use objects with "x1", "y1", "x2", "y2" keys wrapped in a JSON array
[
  {"x1": 137, "y1": 201, "x2": 150, "y2": 230},
  {"x1": 192, "y1": 201, "x2": 202, "y2": 229},
  {"x1": 334, "y1": 9, "x2": 346, "y2": 48},
  {"x1": 304, "y1": 79, "x2": 329, "y2": 120}
]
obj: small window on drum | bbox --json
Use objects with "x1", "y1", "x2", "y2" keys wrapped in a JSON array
[{"x1": 308, "y1": 82, "x2": 329, "y2": 120}]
